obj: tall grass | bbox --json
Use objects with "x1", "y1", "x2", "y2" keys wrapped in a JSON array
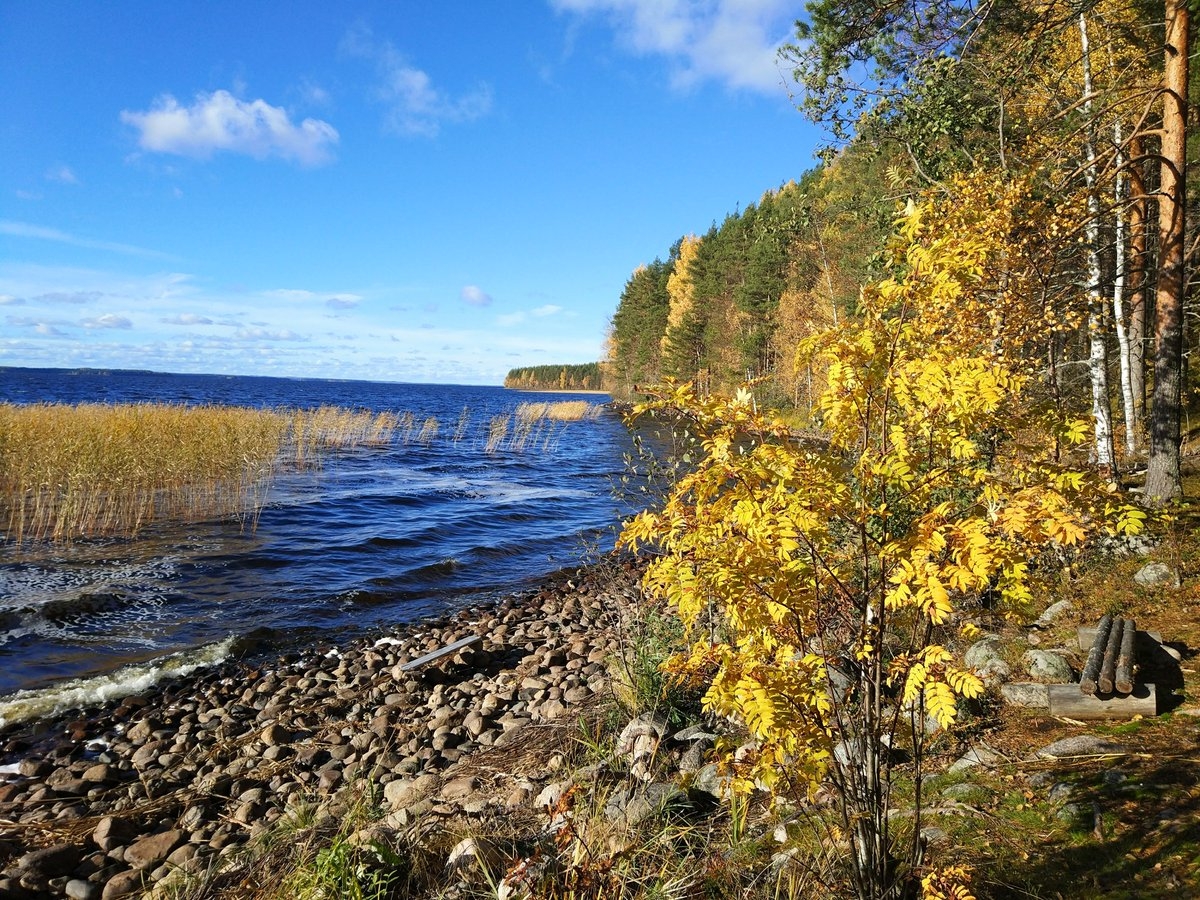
[
  {"x1": 487, "y1": 401, "x2": 603, "y2": 455},
  {"x1": 0, "y1": 403, "x2": 395, "y2": 543},
  {"x1": 0, "y1": 398, "x2": 607, "y2": 541}
]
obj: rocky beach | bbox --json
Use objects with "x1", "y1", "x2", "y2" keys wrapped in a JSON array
[{"x1": 0, "y1": 556, "x2": 656, "y2": 898}]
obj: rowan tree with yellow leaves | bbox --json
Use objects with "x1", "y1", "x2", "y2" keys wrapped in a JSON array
[{"x1": 620, "y1": 199, "x2": 1145, "y2": 900}]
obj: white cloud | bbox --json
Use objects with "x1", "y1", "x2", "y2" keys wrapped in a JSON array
[
  {"x1": 264, "y1": 288, "x2": 320, "y2": 302},
  {"x1": 121, "y1": 90, "x2": 339, "y2": 166},
  {"x1": 326, "y1": 294, "x2": 361, "y2": 309},
  {"x1": 461, "y1": 285, "x2": 493, "y2": 307},
  {"x1": 341, "y1": 26, "x2": 493, "y2": 137},
  {"x1": 496, "y1": 311, "x2": 526, "y2": 327},
  {"x1": 163, "y1": 313, "x2": 213, "y2": 325},
  {"x1": 35, "y1": 290, "x2": 103, "y2": 305},
  {"x1": 1, "y1": 220, "x2": 170, "y2": 259},
  {"x1": 46, "y1": 165, "x2": 79, "y2": 185},
  {"x1": 550, "y1": 0, "x2": 793, "y2": 92},
  {"x1": 235, "y1": 327, "x2": 306, "y2": 342},
  {"x1": 0, "y1": 295, "x2": 23, "y2": 306},
  {"x1": 82, "y1": 314, "x2": 132, "y2": 329},
  {"x1": 531, "y1": 304, "x2": 564, "y2": 317}
]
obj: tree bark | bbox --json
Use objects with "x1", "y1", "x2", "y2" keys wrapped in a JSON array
[
  {"x1": 1145, "y1": 0, "x2": 1189, "y2": 503},
  {"x1": 1127, "y1": 133, "x2": 1149, "y2": 420},
  {"x1": 1113, "y1": 119, "x2": 1138, "y2": 457},
  {"x1": 1079, "y1": 14, "x2": 1116, "y2": 473}
]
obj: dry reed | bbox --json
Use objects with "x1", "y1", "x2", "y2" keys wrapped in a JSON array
[{"x1": 0, "y1": 402, "x2": 396, "y2": 543}]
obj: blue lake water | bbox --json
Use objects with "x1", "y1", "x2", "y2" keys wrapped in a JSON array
[{"x1": 0, "y1": 368, "x2": 639, "y2": 706}]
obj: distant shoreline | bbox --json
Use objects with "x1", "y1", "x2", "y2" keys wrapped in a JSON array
[{"x1": 508, "y1": 388, "x2": 611, "y2": 396}]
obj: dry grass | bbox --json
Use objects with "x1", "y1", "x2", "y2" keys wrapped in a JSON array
[{"x1": 0, "y1": 402, "x2": 396, "y2": 543}]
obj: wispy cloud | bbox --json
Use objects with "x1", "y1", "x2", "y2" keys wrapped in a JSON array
[
  {"x1": 0, "y1": 295, "x2": 24, "y2": 306},
  {"x1": 550, "y1": 0, "x2": 793, "y2": 92},
  {"x1": 121, "y1": 89, "x2": 339, "y2": 166},
  {"x1": 1, "y1": 220, "x2": 171, "y2": 260},
  {"x1": 82, "y1": 314, "x2": 132, "y2": 329},
  {"x1": 234, "y1": 327, "x2": 307, "y2": 342},
  {"x1": 341, "y1": 25, "x2": 493, "y2": 137},
  {"x1": 45, "y1": 165, "x2": 79, "y2": 185},
  {"x1": 461, "y1": 285, "x2": 493, "y2": 307},
  {"x1": 162, "y1": 313, "x2": 213, "y2": 325},
  {"x1": 326, "y1": 294, "x2": 361, "y2": 310},
  {"x1": 531, "y1": 304, "x2": 563, "y2": 317}
]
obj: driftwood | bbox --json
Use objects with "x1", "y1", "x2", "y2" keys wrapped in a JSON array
[{"x1": 400, "y1": 634, "x2": 482, "y2": 671}]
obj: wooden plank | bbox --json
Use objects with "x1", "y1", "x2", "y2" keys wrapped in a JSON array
[
  {"x1": 1079, "y1": 614, "x2": 1113, "y2": 695},
  {"x1": 1048, "y1": 682, "x2": 1157, "y2": 720},
  {"x1": 400, "y1": 634, "x2": 482, "y2": 671},
  {"x1": 1078, "y1": 626, "x2": 1161, "y2": 649}
]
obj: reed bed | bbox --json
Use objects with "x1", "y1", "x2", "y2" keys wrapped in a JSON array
[
  {"x1": 514, "y1": 400, "x2": 602, "y2": 423},
  {"x1": 0, "y1": 403, "x2": 396, "y2": 543},
  {"x1": 0, "y1": 399, "x2": 608, "y2": 540}
]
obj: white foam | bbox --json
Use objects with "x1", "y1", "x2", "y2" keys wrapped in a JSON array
[{"x1": 0, "y1": 636, "x2": 237, "y2": 728}]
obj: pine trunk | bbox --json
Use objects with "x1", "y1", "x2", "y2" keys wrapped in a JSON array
[{"x1": 1145, "y1": 0, "x2": 1189, "y2": 502}]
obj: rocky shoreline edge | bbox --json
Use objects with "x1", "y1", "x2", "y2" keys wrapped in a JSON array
[{"x1": 0, "y1": 555, "x2": 662, "y2": 898}]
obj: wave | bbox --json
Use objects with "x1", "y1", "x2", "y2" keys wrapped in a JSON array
[{"x1": 0, "y1": 636, "x2": 237, "y2": 727}]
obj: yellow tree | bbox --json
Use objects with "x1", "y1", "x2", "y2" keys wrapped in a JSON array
[
  {"x1": 660, "y1": 234, "x2": 702, "y2": 374},
  {"x1": 621, "y1": 198, "x2": 1144, "y2": 900}
]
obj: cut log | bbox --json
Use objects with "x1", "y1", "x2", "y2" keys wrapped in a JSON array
[
  {"x1": 1048, "y1": 682, "x2": 1157, "y2": 720},
  {"x1": 1079, "y1": 613, "x2": 1113, "y2": 695},
  {"x1": 1077, "y1": 625, "x2": 1161, "y2": 648},
  {"x1": 1098, "y1": 618, "x2": 1125, "y2": 694},
  {"x1": 1115, "y1": 618, "x2": 1137, "y2": 694},
  {"x1": 400, "y1": 634, "x2": 482, "y2": 671}
]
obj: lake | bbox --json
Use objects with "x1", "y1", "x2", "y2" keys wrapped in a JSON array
[{"x1": 0, "y1": 368, "x2": 640, "y2": 720}]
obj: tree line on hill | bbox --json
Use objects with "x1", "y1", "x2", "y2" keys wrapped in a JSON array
[
  {"x1": 603, "y1": 0, "x2": 1196, "y2": 501},
  {"x1": 503, "y1": 363, "x2": 604, "y2": 391}
]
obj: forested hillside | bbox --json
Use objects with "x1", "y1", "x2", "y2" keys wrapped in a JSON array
[
  {"x1": 504, "y1": 363, "x2": 604, "y2": 391},
  {"x1": 604, "y1": 0, "x2": 1197, "y2": 499}
]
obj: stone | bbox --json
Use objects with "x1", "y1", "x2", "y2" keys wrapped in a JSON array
[
  {"x1": 93, "y1": 817, "x2": 136, "y2": 853},
  {"x1": 605, "y1": 782, "x2": 685, "y2": 825},
  {"x1": 1000, "y1": 682, "x2": 1049, "y2": 708},
  {"x1": 1033, "y1": 599, "x2": 1074, "y2": 627},
  {"x1": 1134, "y1": 562, "x2": 1180, "y2": 588},
  {"x1": 445, "y1": 836, "x2": 500, "y2": 875},
  {"x1": 964, "y1": 637, "x2": 1010, "y2": 684},
  {"x1": 691, "y1": 763, "x2": 731, "y2": 800},
  {"x1": 260, "y1": 723, "x2": 293, "y2": 746},
  {"x1": 66, "y1": 879, "x2": 100, "y2": 900},
  {"x1": 384, "y1": 773, "x2": 439, "y2": 808},
  {"x1": 617, "y1": 713, "x2": 669, "y2": 757},
  {"x1": 947, "y1": 745, "x2": 1003, "y2": 775},
  {"x1": 1023, "y1": 651, "x2": 1074, "y2": 683},
  {"x1": 1032, "y1": 736, "x2": 1127, "y2": 760},
  {"x1": 534, "y1": 781, "x2": 568, "y2": 809},
  {"x1": 82, "y1": 764, "x2": 112, "y2": 784},
  {"x1": 101, "y1": 869, "x2": 146, "y2": 899},
  {"x1": 17, "y1": 844, "x2": 82, "y2": 879},
  {"x1": 124, "y1": 830, "x2": 183, "y2": 869},
  {"x1": 438, "y1": 776, "x2": 478, "y2": 802},
  {"x1": 941, "y1": 783, "x2": 989, "y2": 803}
]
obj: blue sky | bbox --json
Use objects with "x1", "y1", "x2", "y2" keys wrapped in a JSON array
[{"x1": 1, "y1": 1, "x2": 822, "y2": 385}]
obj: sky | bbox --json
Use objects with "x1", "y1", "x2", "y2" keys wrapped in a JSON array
[{"x1": 1, "y1": 1, "x2": 824, "y2": 385}]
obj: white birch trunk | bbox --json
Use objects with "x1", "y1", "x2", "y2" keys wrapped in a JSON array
[
  {"x1": 1111, "y1": 119, "x2": 1137, "y2": 455},
  {"x1": 1079, "y1": 14, "x2": 1116, "y2": 472}
]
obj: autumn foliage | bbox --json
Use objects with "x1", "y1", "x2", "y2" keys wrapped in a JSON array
[{"x1": 620, "y1": 200, "x2": 1145, "y2": 899}]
